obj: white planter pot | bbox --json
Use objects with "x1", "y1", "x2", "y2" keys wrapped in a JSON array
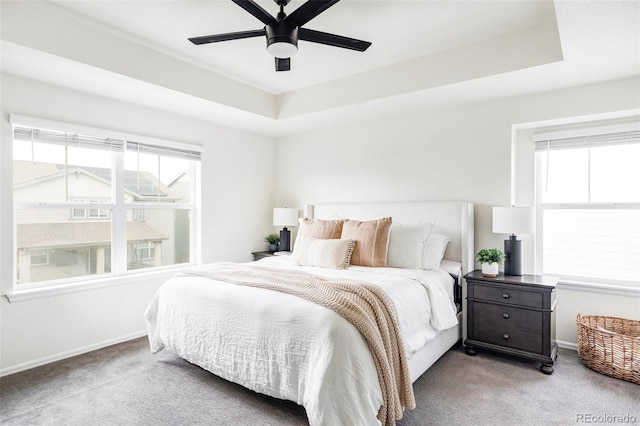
[{"x1": 481, "y1": 262, "x2": 499, "y2": 277}]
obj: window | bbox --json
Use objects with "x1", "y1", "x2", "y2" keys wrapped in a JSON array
[
  {"x1": 132, "y1": 209, "x2": 144, "y2": 222},
  {"x1": 30, "y1": 250, "x2": 50, "y2": 266},
  {"x1": 71, "y1": 200, "x2": 88, "y2": 219},
  {"x1": 12, "y1": 115, "x2": 201, "y2": 289},
  {"x1": 534, "y1": 125, "x2": 640, "y2": 286},
  {"x1": 70, "y1": 199, "x2": 110, "y2": 219},
  {"x1": 135, "y1": 242, "x2": 156, "y2": 262},
  {"x1": 89, "y1": 200, "x2": 110, "y2": 219}
]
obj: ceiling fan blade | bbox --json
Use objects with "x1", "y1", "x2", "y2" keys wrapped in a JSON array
[
  {"x1": 298, "y1": 28, "x2": 371, "y2": 51},
  {"x1": 285, "y1": 0, "x2": 341, "y2": 27},
  {"x1": 275, "y1": 57, "x2": 291, "y2": 72},
  {"x1": 231, "y1": 0, "x2": 276, "y2": 25},
  {"x1": 189, "y1": 29, "x2": 265, "y2": 45}
]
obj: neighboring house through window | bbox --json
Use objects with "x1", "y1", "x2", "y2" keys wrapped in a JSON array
[{"x1": 11, "y1": 115, "x2": 201, "y2": 291}]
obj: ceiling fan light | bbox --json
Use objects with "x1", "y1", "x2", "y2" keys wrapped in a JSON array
[
  {"x1": 267, "y1": 41, "x2": 298, "y2": 58},
  {"x1": 266, "y1": 21, "x2": 298, "y2": 58}
]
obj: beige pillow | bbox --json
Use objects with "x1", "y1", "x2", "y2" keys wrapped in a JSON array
[
  {"x1": 341, "y1": 217, "x2": 392, "y2": 267},
  {"x1": 297, "y1": 218, "x2": 344, "y2": 239},
  {"x1": 293, "y1": 238, "x2": 356, "y2": 270},
  {"x1": 294, "y1": 218, "x2": 344, "y2": 251}
]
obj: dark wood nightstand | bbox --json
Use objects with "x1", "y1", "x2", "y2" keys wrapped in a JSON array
[
  {"x1": 252, "y1": 251, "x2": 275, "y2": 261},
  {"x1": 464, "y1": 270, "x2": 558, "y2": 374}
]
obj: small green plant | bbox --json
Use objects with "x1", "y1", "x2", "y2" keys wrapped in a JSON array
[
  {"x1": 476, "y1": 248, "x2": 506, "y2": 265},
  {"x1": 265, "y1": 233, "x2": 280, "y2": 244}
]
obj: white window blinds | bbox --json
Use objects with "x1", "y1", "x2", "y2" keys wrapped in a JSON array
[
  {"x1": 13, "y1": 125, "x2": 125, "y2": 152},
  {"x1": 126, "y1": 141, "x2": 201, "y2": 161},
  {"x1": 534, "y1": 129, "x2": 640, "y2": 151},
  {"x1": 13, "y1": 126, "x2": 202, "y2": 162}
]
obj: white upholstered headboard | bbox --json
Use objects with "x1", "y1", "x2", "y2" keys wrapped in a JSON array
[{"x1": 313, "y1": 201, "x2": 475, "y2": 276}]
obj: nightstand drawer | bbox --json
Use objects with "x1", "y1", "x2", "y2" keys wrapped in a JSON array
[
  {"x1": 473, "y1": 303, "x2": 542, "y2": 332},
  {"x1": 474, "y1": 323, "x2": 543, "y2": 353},
  {"x1": 473, "y1": 284, "x2": 543, "y2": 308}
]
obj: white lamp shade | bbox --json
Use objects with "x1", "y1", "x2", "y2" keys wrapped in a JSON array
[
  {"x1": 273, "y1": 208, "x2": 299, "y2": 227},
  {"x1": 492, "y1": 206, "x2": 535, "y2": 235}
]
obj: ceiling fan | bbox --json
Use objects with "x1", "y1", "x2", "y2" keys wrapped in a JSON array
[{"x1": 189, "y1": 0, "x2": 372, "y2": 72}]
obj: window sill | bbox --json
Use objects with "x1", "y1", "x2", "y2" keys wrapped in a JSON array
[
  {"x1": 5, "y1": 268, "x2": 183, "y2": 303},
  {"x1": 556, "y1": 279, "x2": 640, "y2": 298}
]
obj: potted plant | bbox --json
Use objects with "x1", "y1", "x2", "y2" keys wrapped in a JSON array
[
  {"x1": 476, "y1": 248, "x2": 506, "y2": 277},
  {"x1": 265, "y1": 233, "x2": 280, "y2": 253}
]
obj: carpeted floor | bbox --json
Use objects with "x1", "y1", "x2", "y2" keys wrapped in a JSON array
[{"x1": 1, "y1": 337, "x2": 637, "y2": 425}]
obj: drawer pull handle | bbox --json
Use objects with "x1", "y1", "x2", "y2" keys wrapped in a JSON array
[
  {"x1": 503, "y1": 334, "x2": 510, "y2": 340},
  {"x1": 502, "y1": 313, "x2": 510, "y2": 319},
  {"x1": 502, "y1": 293, "x2": 510, "y2": 299}
]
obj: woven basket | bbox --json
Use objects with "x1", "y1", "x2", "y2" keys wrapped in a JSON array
[{"x1": 576, "y1": 313, "x2": 640, "y2": 384}]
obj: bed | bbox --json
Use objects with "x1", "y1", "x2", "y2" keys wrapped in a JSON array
[{"x1": 145, "y1": 201, "x2": 474, "y2": 426}]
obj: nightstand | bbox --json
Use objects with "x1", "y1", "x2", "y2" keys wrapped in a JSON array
[
  {"x1": 464, "y1": 270, "x2": 558, "y2": 374},
  {"x1": 252, "y1": 251, "x2": 275, "y2": 261}
]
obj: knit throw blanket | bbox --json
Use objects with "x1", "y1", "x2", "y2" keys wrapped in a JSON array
[{"x1": 178, "y1": 263, "x2": 416, "y2": 426}]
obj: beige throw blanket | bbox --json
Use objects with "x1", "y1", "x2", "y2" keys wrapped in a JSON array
[{"x1": 178, "y1": 263, "x2": 416, "y2": 426}]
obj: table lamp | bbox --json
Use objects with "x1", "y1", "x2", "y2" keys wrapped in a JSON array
[
  {"x1": 492, "y1": 206, "x2": 535, "y2": 276},
  {"x1": 273, "y1": 207, "x2": 298, "y2": 252}
]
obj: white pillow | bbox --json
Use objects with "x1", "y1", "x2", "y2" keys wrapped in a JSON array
[
  {"x1": 386, "y1": 222, "x2": 435, "y2": 269},
  {"x1": 422, "y1": 234, "x2": 450, "y2": 270},
  {"x1": 293, "y1": 238, "x2": 356, "y2": 270}
]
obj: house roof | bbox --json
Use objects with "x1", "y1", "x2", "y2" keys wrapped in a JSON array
[
  {"x1": 13, "y1": 162, "x2": 61, "y2": 186},
  {"x1": 17, "y1": 222, "x2": 168, "y2": 250},
  {"x1": 13, "y1": 160, "x2": 180, "y2": 201}
]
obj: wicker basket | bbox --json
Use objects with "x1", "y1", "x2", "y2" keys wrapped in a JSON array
[{"x1": 576, "y1": 313, "x2": 640, "y2": 384}]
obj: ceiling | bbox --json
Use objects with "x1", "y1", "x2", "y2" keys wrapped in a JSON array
[
  {"x1": 50, "y1": 0, "x2": 557, "y2": 94},
  {"x1": 1, "y1": 0, "x2": 639, "y2": 137}
]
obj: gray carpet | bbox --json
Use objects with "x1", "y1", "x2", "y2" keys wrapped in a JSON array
[{"x1": 1, "y1": 337, "x2": 637, "y2": 425}]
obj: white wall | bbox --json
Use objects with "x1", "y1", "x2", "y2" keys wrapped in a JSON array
[
  {"x1": 0, "y1": 74, "x2": 276, "y2": 374},
  {"x1": 275, "y1": 76, "x2": 640, "y2": 346}
]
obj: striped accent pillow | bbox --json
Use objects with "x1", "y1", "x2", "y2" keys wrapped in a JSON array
[
  {"x1": 293, "y1": 238, "x2": 356, "y2": 269},
  {"x1": 341, "y1": 217, "x2": 392, "y2": 267}
]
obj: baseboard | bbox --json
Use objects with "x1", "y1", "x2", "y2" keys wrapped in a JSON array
[
  {"x1": 557, "y1": 340, "x2": 578, "y2": 351},
  {"x1": 0, "y1": 330, "x2": 148, "y2": 377}
]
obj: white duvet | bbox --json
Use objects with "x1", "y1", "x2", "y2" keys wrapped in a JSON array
[{"x1": 145, "y1": 256, "x2": 458, "y2": 426}]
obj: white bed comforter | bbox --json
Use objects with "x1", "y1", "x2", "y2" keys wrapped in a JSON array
[{"x1": 145, "y1": 256, "x2": 458, "y2": 426}]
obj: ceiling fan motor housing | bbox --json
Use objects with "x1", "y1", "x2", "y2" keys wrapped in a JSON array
[{"x1": 266, "y1": 21, "x2": 298, "y2": 58}]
